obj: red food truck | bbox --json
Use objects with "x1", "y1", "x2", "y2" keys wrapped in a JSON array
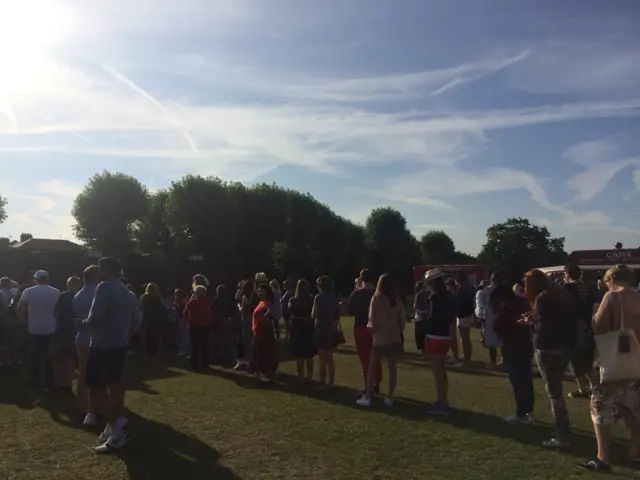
[
  {"x1": 538, "y1": 243, "x2": 640, "y2": 284},
  {"x1": 413, "y1": 264, "x2": 487, "y2": 289}
]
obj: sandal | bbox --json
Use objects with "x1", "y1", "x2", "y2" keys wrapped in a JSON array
[
  {"x1": 578, "y1": 459, "x2": 611, "y2": 471},
  {"x1": 568, "y1": 390, "x2": 591, "y2": 399}
]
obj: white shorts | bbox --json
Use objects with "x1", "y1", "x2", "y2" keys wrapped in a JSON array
[{"x1": 457, "y1": 316, "x2": 474, "y2": 328}]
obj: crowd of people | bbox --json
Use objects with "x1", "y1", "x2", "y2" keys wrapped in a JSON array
[{"x1": 1, "y1": 258, "x2": 640, "y2": 472}]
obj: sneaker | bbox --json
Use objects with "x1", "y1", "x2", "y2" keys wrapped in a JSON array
[
  {"x1": 94, "y1": 433, "x2": 130, "y2": 454},
  {"x1": 577, "y1": 459, "x2": 611, "y2": 471},
  {"x1": 445, "y1": 357, "x2": 460, "y2": 366},
  {"x1": 99, "y1": 418, "x2": 128, "y2": 441},
  {"x1": 383, "y1": 397, "x2": 394, "y2": 407},
  {"x1": 505, "y1": 414, "x2": 533, "y2": 424},
  {"x1": 233, "y1": 361, "x2": 246, "y2": 371},
  {"x1": 426, "y1": 402, "x2": 451, "y2": 415},
  {"x1": 542, "y1": 437, "x2": 570, "y2": 449},
  {"x1": 356, "y1": 396, "x2": 372, "y2": 407},
  {"x1": 82, "y1": 413, "x2": 98, "y2": 427}
]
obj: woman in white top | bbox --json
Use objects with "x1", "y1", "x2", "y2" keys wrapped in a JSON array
[{"x1": 581, "y1": 266, "x2": 640, "y2": 471}]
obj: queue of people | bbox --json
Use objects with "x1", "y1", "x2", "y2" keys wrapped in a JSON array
[{"x1": 2, "y1": 259, "x2": 640, "y2": 472}]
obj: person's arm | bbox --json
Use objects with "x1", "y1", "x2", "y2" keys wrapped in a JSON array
[
  {"x1": 86, "y1": 283, "x2": 109, "y2": 326},
  {"x1": 368, "y1": 297, "x2": 380, "y2": 332},
  {"x1": 129, "y1": 294, "x2": 143, "y2": 337},
  {"x1": 311, "y1": 295, "x2": 318, "y2": 320},
  {"x1": 593, "y1": 291, "x2": 615, "y2": 335},
  {"x1": 348, "y1": 291, "x2": 358, "y2": 316},
  {"x1": 398, "y1": 302, "x2": 407, "y2": 333},
  {"x1": 17, "y1": 290, "x2": 29, "y2": 324}
]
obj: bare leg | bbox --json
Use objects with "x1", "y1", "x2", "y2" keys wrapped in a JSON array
[
  {"x1": 387, "y1": 357, "x2": 397, "y2": 398},
  {"x1": 305, "y1": 358, "x2": 314, "y2": 381},
  {"x1": 459, "y1": 327, "x2": 472, "y2": 362},
  {"x1": 295, "y1": 359, "x2": 304, "y2": 379},
  {"x1": 429, "y1": 354, "x2": 448, "y2": 405},
  {"x1": 318, "y1": 350, "x2": 327, "y2": 385},
  {"x1": 327, "y1": 350, "x2": 335, "y2": 387},
  {"x1": 594, "y1": 423, "x2": 612, "y2": 463},
  {"x1": 575, "y1": 376, "x2": 591, "y2": 394},
  {"x1": 449, "y1": 324, "x2": 459, "y2": 360}
]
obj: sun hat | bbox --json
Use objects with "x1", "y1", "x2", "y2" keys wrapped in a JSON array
[
  {"x1": 424, "y1": 268, "x2": 445, "y2": 282},
  {"x1": 255, "y1": 272, "x2": 269, "y2": 283}
]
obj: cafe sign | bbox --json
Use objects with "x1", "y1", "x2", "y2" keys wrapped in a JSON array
[{"x1": 569, "y1": 248, "x2": 640, "y2": 265}]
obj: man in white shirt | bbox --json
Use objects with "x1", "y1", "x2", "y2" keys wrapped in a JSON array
[{"x1": 17, "y1": 270, "x2": 60, "y2": 390}]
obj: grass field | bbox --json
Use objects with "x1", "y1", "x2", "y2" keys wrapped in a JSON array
[{"x1": 0, "y1": 319, "x2": 637, "y2": 480}]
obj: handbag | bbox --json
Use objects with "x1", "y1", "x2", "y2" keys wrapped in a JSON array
[
  {"x1": 594, "y1": 292, "x2": 640, "y2": 382},
  {"x1": 332, "y1": 322, "x2": 346, "y2": 348}
]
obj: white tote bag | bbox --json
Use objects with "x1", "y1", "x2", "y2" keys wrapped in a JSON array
[{"x1": 595, "y1": 292, "x2": 640, "y2": 383}]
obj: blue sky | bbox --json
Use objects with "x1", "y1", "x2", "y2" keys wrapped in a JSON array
[{"x1": 0, "y1": 0, "x2": 639, "y2": 255}]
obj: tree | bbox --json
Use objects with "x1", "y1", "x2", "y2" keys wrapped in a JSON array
[
  {"x1": 72, "y1": 171, "x2": 149, "y2": 255},
  {"x1": 134, "y1": 190, "x2": 175, "y2": 254},
  {"x1": 20, "y1": 233, "x2": 33, "y2": 243},
  {"x1": 420, "y1": 230, "x2": 456, "y2": 264},
  {"x1": 0, "y1": 196, "x2": 6, "y2": 225},
  {"x1": 165, "y1": 175, "x2": 240, "y2": 271},
  {"x1": 364, "y1": 207, "x2": 417, "y2": 287},
  {"x1": 478, "y1": 217, "x2": 568, "y2": 284},
  {"x1": 0, "y1": 237, "x2": 10, "y2": 250}
]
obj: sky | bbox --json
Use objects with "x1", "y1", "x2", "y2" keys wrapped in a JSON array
[{"x1": 0, "y1": 0, "x2": 639, "y2": 255}]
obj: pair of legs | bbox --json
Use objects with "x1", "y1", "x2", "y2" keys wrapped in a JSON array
[
  {"x1": 85, "y1": 347, "x2": 128, "y2": 445},
  {"x1": 425, "y1": 337, "x2": 452, "y2": 407},
  {"x1": 535, "y1": 349, "x2": 572, "y2": 444},
  {"x1": 570, "y1": 341, "x2": 598, "y2": 396},
  {"x1": 52, "y1": 348, "x2": 75, "y2": 391},
  {"x1": 503, "y1": 347, "x2": 534, "y2": 417},
  {"x1": 452, "y1": 324, "x2": 473, "y2": 363},
  {"x1": 364, "y1": 348, "x2": 398, "y2": 399},
  {"x1": 28, "y1": 333, "x2": 54, "y2": 389},
  {"x1": 354, "y1": 326, "x2": 382, "y2": 391},
  {"x1": 295, "y1": 357, "x2": 314, "y2": 381},
  {"x1": 318, "y1": 348, "x2": 335, "y2": 387},
  {"x1": 488, "y1": 347, "x2": 505, "y2": 366},
  {"x1": 77, "y1": 345, "x2": 93, "y2": 414},
  {"x1": 589, "y1": 380, "x2": 640, "y2": 466},
  {"x1": 189, "y1": 327, "x2": 210, "y2": 371}
]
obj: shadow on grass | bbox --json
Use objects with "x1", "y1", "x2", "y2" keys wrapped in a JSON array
[
  {"x1": 118, "y1": 410, "x2": 242, "y2": 480},
  {"x1": 427, "y1": 407, "x2": 632, "y2": 466}
]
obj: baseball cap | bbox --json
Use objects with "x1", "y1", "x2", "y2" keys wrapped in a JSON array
[{"x1": 34, "y1": 270, "x2": 49, "y2": 280}]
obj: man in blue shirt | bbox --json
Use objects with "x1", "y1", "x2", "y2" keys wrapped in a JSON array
[{"x1": 82, "y1": 257, "x2": 141, "y2": 453}]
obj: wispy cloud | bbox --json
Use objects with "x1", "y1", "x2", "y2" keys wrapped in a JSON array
[{"x1": 563, "y1": 140, "x2": 640, "y2": 201}]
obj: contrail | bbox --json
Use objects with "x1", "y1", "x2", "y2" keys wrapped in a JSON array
[
  {"x1": 101, "y1": 61, "x2": 200, "y2": 156},
  {"x1": 38, "y1": 113, "x2": 90, "y2": 142}
]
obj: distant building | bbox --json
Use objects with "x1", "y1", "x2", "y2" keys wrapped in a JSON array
[{"x1": 11, "y1": 238, "x2": 84, "y2": 254}]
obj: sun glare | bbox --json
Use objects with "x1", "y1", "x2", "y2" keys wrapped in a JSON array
[{"x1": 0, "y1": 0, "x2": 70, "y2": 92}]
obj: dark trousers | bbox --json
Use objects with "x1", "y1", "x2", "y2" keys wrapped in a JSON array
[
  {"x1": 503, "y1": 347, "x2": 535, "y2": 417},
  {"x1": 28, "y1": 333, "x2": 53, "y2": 388},
  {"x1": 189, "y1": 327, "x2": 210, "y2": 371},
  {"x1": 535, "y1": 348, "x2": 572, "y2": 440}
]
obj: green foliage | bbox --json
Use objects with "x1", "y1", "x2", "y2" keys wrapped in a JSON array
[
  {"x1": 0, "y1": 237, "x2": 10, "y2": 250},
  {"x1": 478, "y1": 217, "x2": 568, "y2": 284},
  {"x1": 0, "y1": 196, "x2": 6, "y2": 224},
  {"x1": 134, "y1": 190, "x2": 175, "y2": 254},
  {"x1": 19, "y1": 233, "x2": 33, "y2": 243},
  {"x1": 72, "y1": 171, "x2": 149, "y2": 255},
  {"x1": 364, "y1": 207, "x2": 417, "y2": 284},
  {"x1": 420, "y1": 230, "x2": 456, "y2": 264}
]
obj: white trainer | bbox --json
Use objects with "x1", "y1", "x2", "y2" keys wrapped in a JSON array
[{"x1": 356, "y1": 396, "x2": 372, "y2": 407}]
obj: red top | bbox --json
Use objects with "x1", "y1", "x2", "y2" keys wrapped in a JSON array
[
  {"x1": 252, "y1": 300, "x2": 272, "y2": 334},
  {"x1": 183, "y1": 297, "x2": 211, "y2": 328}
]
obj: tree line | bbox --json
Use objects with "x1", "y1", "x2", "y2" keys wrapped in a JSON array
[{"x1": 1, "y1": 171, "x2": 568, "y2": 290}]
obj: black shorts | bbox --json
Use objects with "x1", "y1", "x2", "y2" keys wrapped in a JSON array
[{"x1": 84, "y1": 347, "x2": 127, "y2": 389}]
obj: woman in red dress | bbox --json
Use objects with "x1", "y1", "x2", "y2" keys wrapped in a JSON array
[{"x1": 250, "y1": 284, "x2": 279, "y2": 383}]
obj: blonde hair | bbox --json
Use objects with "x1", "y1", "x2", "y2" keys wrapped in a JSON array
[
  {"x1": 604, "y1": 265, "x2": 634, "y2": 287},
  {"x1": 145, "y1": 283, "x2": 161, "y2": 298},
  {"x1": 193, "y1": 285, "x2": 207, "y2": 298}
]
